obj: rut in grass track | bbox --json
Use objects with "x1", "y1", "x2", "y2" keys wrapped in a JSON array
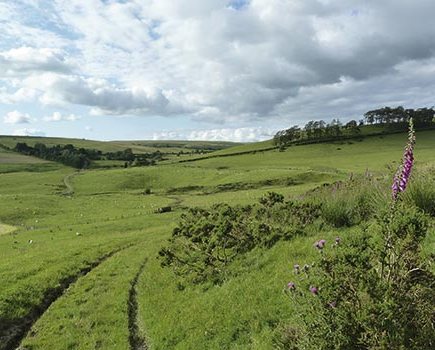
[
  {"x1": 61, "y1": 170, "x2": 81, "y2": 196},
  {"x1": 0, "y1": 244, "x2": 133, "y2": 350},
  {"x1": 128, "y1": 258, "x2": 148, "y2": 350}
]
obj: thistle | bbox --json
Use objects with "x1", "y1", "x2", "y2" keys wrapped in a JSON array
[{"x1": 391, "y1": 118, "x2": 415, "y2": 201}]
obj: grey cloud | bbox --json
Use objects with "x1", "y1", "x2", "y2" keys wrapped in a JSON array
[{"x1": 39, "y1": 75, "x2": 188, "y2": 116}]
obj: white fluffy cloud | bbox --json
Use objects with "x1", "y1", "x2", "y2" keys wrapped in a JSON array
[
  {"x1": 3, "y1": 110, "x2": 32, "y2": 124},
  {"x1": 0, "y1": 47, "x2": 73, "y2": 76},
  {"x1": 152, "y1": 126, "x2": 276, "y2": 142},
  {"x1": 12, "y1": 128, "x2": 46, "y2": 136},
  {"x1": 43, "y1": 111, "x2": 81, "y2": 122}
]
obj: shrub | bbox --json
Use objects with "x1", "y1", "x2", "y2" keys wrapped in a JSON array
[
  {"x1": 159, "y1": 194, "x2": 321, "y2": 285},
  {"x1": 285, "y1": 205, "x2": 434, "y2": 349}
]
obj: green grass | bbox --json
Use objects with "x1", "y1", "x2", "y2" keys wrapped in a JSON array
[
  {"x1": 0, "y1": 129, "x2": 434, "y2": 349},
  {"x1": 0, "y1": 147, "x2": 62, "y2": 174}
]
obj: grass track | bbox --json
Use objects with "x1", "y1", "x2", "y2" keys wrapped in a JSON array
[
  {"x1": 1, "y1": 244, "x2": 133, "y2": 350},
  {"x1": 19, "y1": 243, "x2": 155, "y2": 350}
]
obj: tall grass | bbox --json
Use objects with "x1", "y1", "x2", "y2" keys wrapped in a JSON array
[
  {"x1": 405, "y1": 169, "x2": 435, "y2": 217},
  {"x1": 306, "y1": 176, "x2": 388, "y2": 227}
]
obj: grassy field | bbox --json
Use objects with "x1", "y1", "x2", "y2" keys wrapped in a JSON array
[{"x1": 0, "y1": 129, "x2": 434, "y2": 349}]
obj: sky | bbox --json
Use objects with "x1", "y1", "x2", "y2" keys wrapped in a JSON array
[{"x1": 1, "y1": 0, "x2": 435, "y2": 142}]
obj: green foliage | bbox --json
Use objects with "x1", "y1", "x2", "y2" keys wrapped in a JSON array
[
  {"x1": 285, "y1": 204, "x2": 434, "y2": 350},
  {"x1": 259, "y1": 191, "x2": 284, "y2": 207},
  {"x1": 159, "y1": 196, "x2": 321, "y2": 285}
]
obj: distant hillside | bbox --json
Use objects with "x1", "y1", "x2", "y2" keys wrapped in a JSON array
[
  {"x1": 0, "y1": 135, "x2": 240, "y2": 154},
  {"x1": 173, "y1": 123, "x2": 435, "y2": 164}
]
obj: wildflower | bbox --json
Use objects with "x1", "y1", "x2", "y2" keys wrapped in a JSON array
[
  {"x1": 293, "y1": 264, "x2": 300, "y2": 273},
  {"x1": 287, "y1": 282, "x2": 296, "y2": 290},
  {"x1": 314, "y1": 239, "x2": 326, "y2": 250},
  {"x1": 392, "y1": 118, "x2": 415, "y2": 201},
  {"x1": 335, "y1": 237, "x2": 340, "y2": 245},
  {"x1": 303, "y1": 264, "x2": 310, "y2": 272},
  {"x1": 309, "y1": 286, "x2": 318, "y2": 295}
]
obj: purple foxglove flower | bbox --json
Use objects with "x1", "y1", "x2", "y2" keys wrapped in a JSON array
[{"x1": 392, "y1": 119, "x2": 416, "y2": 201}]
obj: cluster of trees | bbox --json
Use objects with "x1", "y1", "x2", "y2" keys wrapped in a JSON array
[
  {"x1": 15, "y1": 142, "x2": 96, "y2": 169},
  {"x1": 364, "y1": 106, "x2": 434, "y2": 126},
  {"x1": 129, "y1": 151, "x2": 163, "y2": 166},
  {"x1": 105, "y1": 148, "x2": 135, "y2": 161},
  {"x1": 274, "y1": 119, "x2": 361, "y2": 147},
  {"x1": 274, "y1": 106, "x2": 434, "y2": 147},
  {"x1": 13, "y1": 143, "x2": 164, "y2": 169}
]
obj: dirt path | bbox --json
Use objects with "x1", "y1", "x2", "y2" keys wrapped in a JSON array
[
  {"x1": 61, "y1": 171, "x2": 80, "y2": 196},
  {"x1": 128, "y1": 259, "x2": 148, "y2": 350}
]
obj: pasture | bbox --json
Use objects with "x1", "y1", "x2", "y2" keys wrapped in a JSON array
[{"x1": 0, "y1": 130, "x2": 434, "y2": 349}]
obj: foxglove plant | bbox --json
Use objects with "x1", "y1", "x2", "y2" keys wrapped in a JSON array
[{"x1": 391, "y1": 118, "x2": 415, "y2": 201}]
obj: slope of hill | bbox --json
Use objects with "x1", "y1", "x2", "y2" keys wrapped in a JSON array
[{"x1": 0, "y1": 129, "x2": 434, "y2": 349}]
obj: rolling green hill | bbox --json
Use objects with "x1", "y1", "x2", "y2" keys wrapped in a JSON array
[
  {"x1": 0, "y1": 129, "x2": 434, "y2": 349},
  {"x1": 0, "y1": 135, "x2": 240, "y2": 154}
]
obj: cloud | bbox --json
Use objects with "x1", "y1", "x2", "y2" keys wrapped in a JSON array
[
  {"x1": 3, "y1": 110, "x2": 32, "y2": 124},
  {"x1": 2, "y1": 0, "x2": 435, "y2": 129},
  {"x1": 0, "y1": 47, "x2": 73, "y2": 77},
  {"x1": 0, "y1": 87, "x2": 38, "y2": 104},
  {"x1": 43, "y1": 111, "x2": 80, "y2": 122},
  {"x1": 12, "y1": 128, "x2": 46, "y2": 136},
  {"x1": 152, "y1": 126, "x2": 277, "y2": 142},
  {"x1": 26, "y1": 73, "x2": 188, "y2": 116}
]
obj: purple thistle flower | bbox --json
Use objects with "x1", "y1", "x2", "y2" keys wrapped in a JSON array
[
  {"x1": 392, "y1": 119, "x2": 416, "y2": 201},
  {"x1": 287, "y1": 282, "x2": 296, "y2": 290},
  {"x1": 309, "y1": 286, "x2": 319, "y2": 295},
  {"x1": 314, "y1": 239, "x2": 326, "y2": 250}
]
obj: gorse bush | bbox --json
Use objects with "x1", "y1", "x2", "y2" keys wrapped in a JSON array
[
  {"x1": 159, "y1": 194, "x2": 321, "y2": 285},
  {"x1": 283, "y1": 119, "x2": 435, "y2": 349}
]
